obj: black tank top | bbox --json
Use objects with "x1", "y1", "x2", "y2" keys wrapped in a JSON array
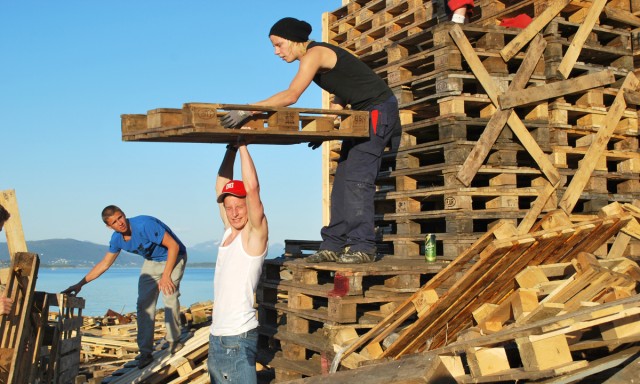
[{"x1": 309, "y1": 41, "x2": 393, "y2": 111}]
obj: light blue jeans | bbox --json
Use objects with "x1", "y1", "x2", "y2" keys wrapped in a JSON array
[{"x1": 207, "y1": 329, "x2": 258, "y2": 384}]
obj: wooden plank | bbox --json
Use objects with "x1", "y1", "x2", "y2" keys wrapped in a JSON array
[
  {"x1": 624, "y1": 89, "x2": 640, "y2": 106},
  {"x1": 601, "y1": 349, "x2": 640, "y2": 384},
  {"x1": 607, "y1": 233, "x2": 631, "y2": 259},
  {"x1": 0, "y1": 253, "x2": 39, "y2": 384},
  {"x1": 506, "y1": 113, "x2": 561, "y2": 186},
  {"x1": 26, "y1": 292, "x2": 49, "y2": 383},
  {"x1": 456, "y1": 361, "x2": 588, "y2": 383},
  {"x1": 516, "y1": 334, "x2": 574, "y2": 371},
  {"x1": 448, "y1": 25, "x2": 501, "y2": 106},
  {"x1": 287, "y1": 352, "x2": 443, "y2": 384},
  {"x1": 0, "y1": 190, "x2": 27, "y2": 257},
  {"x1": 499, "y1": 71, "x2": 616, "y2": 109},
  {"x1": 321, "y1": 11, "x2": 334, "y2": 228},
  {"x1": 500, "y1": 0, "x2": 572, "y2": 62},
  {"x1": 466, "y1": 346, "x2": 511, "y2": 377},
  {"x1": 621, "y1": 217, "x2": 640, "y2": 240},
  {"x1": 534, "y1": 346, "x2": 640, "y2": 384},
  {"x1": 456, "y1": 34, "x2": 546, "y2": 187},
  {"x1": 604, "y1": 5, "x2": 640, "y2": 27},
  {"x1": 557, "y1": 0, "x2": 608, "y2": 79},
  {"x1": 518, "y1": 180, "x2": 558, "y2": 235},
  {"x1": 478, "y1": 289, "x2": 539, "y2": 332},
  {"x1": 455, "y1": 109, "x2": 512, "y2": 187},
  {"x1": 433, "y1": 295, "x2": 640, "y2": 355},
  {"x1": 559, "y1": 72, "x2": 640, "y2": 214},
  {"x1": 448, "y1": 24, "x2": 560, "y2": 186},
  {"x1": 560, "y1": 218, "x2": 623, "y2": 261}
]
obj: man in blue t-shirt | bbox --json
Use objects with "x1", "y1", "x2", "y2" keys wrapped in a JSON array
[{"x1": 63, "y1": 205, "x2": 187, "y2": 369}]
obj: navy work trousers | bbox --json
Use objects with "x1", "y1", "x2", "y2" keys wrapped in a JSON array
[{"x1": 320, "y1": 95, "x2": 401, "y2": 254}]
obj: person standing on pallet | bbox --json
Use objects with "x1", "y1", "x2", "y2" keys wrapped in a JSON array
[
  {"x1": 221, "y1": 17, "x2": 401, "y2": 264},
  {"x1": 62, "y1": 206, "x2": 188, "y2": 369},
  {"x1": 0, "y1": 204, "x2": 15, "y2": 315},
  {"x1": 208, "y1": 139, "x2": 268, "y2": 383}
]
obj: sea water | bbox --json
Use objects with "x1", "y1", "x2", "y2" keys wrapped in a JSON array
[{"x1": 35, "y1": 267, "x2": 215, "y2": 317}]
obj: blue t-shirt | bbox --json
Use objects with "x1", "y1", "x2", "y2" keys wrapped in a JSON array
[{"x1": 108, "y1": 215, "x2": 186, "y2": 261}]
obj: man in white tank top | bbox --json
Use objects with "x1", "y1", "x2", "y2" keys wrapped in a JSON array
[{"x1": 207, "y1": 139, "x2": 268, "y2": 384}]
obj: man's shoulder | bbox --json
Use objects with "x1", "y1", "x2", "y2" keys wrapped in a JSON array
[{"x1": 130, "y1": 215, "x2": 161, "y2": 225}]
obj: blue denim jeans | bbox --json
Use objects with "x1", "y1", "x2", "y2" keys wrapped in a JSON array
[{"x1": 207, "y1": 329, "x2": 258, "y2": 384}]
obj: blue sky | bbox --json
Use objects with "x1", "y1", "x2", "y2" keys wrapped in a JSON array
[{"x1": 1, "y1": 1, "x2": 341, "y2": 248}]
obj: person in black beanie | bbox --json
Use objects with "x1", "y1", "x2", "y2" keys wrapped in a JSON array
[{"x1": 221, "y1": 17, "x2": 401, "y2": 265}]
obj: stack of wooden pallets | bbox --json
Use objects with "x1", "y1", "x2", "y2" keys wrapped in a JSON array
[
  {"x1": 257, "y1": 247, "x2": 443, "y2": 381},
  {"x1": 323, "y1": 0, "x2": 640, "y2": 261}
]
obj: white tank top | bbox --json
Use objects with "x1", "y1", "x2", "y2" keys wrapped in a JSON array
[{"x1": 210, "y1": 228, "x2": 267, "y2": 336}]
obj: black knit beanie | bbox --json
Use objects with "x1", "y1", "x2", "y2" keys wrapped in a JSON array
[{"x1": 269, "y1": 17, "x2": 312, "y2": 42}]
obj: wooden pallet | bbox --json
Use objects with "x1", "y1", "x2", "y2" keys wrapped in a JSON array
[
  {"x1": 327, "y1": 0, "x2": 436, "y2": 56},
  {"x1": 121, "y1": 104, "x2": 369, "y2": 145},
  {"x1": 106, "y1": 327, "x2": 208, "y2": 384},
  {"x1": 0, "y1": 252, "x2": 40, "y2": 384},
  {"x1": 81, "y1": 336, "x2": 139, "y2": 360},
  {"x1": 475, "y1": 254, "x2": 640, "y2": 333},
  {"x1": 39, "y1": 293, "x2": 86, "y2": 384},
  {"x1": 335, "y1": 205, "x2": 632, "y2": 367}
]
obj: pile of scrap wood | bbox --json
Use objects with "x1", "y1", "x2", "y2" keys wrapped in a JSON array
[
  {"x1": 285, "y1": 202, "x2": 640, "y2": 383},
  {"x1": 75, "y1": 301, "x2": 213, "y2": 384}
]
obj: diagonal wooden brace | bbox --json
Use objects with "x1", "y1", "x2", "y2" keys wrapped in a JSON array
[
  {"x1": 449, "y1": 25, "x2": 560, "y2": 186},
  {"x1": 456, "y1": 34, "x2": 546, "y2": 187},
  {"x1": 559, "y1": 73, "x2": 640, "y2": 214}
]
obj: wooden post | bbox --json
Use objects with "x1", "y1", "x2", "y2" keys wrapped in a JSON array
[
  {"x1": 557, "y1": 0, "x2": 608, "y2": 78},
  {"x1": 0, "y1": 190, "x2": 27, "y2": 257},
  {"x1": 0, "y1": 252, "x2": 40, "y2": 384},
  {"x1": 500, "y1": 0, "x2": 572, "y2": 62},
  {"x1": 321, "y1": 11, "x2": 333, "y2": 227},
  {"x1": 559, "y1": 72, "x2": 640, "y2": 214}
]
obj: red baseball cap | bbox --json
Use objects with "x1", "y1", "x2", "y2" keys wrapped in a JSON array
[{"x1": 217, "y1": 180, "x2": 247, "y2": 203}]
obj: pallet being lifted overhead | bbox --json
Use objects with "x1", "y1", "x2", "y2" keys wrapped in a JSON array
[{"x1": 121, "y1": 103, "x2": 370, "y2": 145}]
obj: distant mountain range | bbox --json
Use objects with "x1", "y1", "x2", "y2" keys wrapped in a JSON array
[{"x1": 0, "y1": 239, "x2": 285, "y2": 268}]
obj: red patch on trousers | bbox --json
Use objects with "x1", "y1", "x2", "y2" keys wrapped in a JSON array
[
  {"x1": 499, "y1": 14, "x2": 532, "y2": 29},
  {"x1": 371, "y1": 109, "x2": 379, "y2": 135}
]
